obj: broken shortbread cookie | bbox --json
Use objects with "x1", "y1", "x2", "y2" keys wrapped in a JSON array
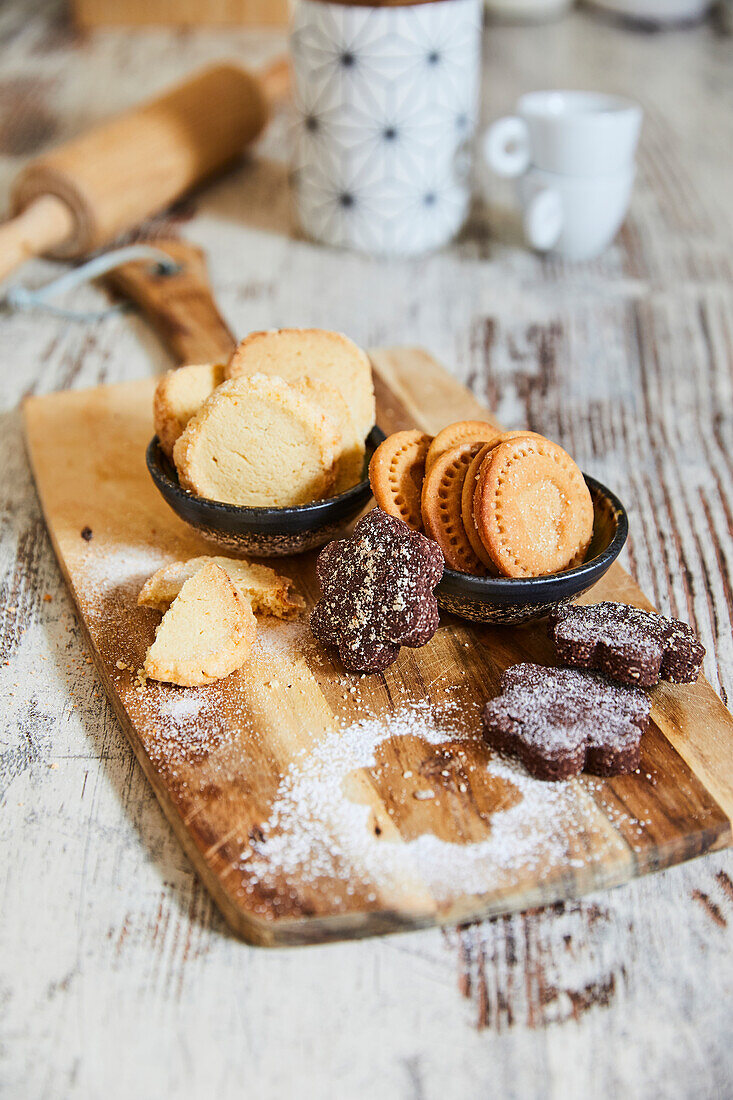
[
  {"x1": 142, "y1": 561, "x2": 256, "y2": 687},
  {"x1": 139, "y1": 554, "x2": 304, "y2": 620}
]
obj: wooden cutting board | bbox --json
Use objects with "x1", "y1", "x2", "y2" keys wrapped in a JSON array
[{"x1": 23, "y1": 346, "x2": 733, "y2": 946}]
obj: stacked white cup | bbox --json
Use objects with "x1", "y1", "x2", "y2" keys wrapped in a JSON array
[{"x1": 483, "y1": 91, "x2": 642, "y2": 261}]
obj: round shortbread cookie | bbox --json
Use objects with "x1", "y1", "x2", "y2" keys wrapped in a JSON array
[
  {"x1": 226, "y1": 328, "x2": 376, "y2": 442},
  {"x1": 425, "y1": 421, "x2": 496, "y2": 473},
  {"x1": 461, "y1": 443, "x2": 501, "y2": 572},
  {"x1": 461, "y1": 434, "x2": 547, "y2": 572},
  {"x1": 427, "y1": 423, "x2": 545, "y2": 474},
  {"x1": 421, "y1": 443, "x2": 487, "y2": 575},
  {"x1": 291, "y1": 376, "x2": 365, "y2": 495},
  {"x1": 154, "y1": 362, "x2": 226, "y2": 458},
  {"x1": 173, "y1": 373, "x2": 340, "y2": 508},
  {"x1": 368, "y1": 429, "x2": 432, "y2": 531},
  {"x1": 473, "y1": 437, "x2": 594, "y2": 578}
]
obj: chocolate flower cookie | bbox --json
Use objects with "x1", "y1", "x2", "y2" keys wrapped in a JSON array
[
  {"x1": 483, "y1": 663, "x2": 651, "y2": 781},
  {"x1": 310, "y1": 508, "x2": 444, "y2": 674},
  {"x1": 548, "y1": 602, "x2": 705, "y2": 687}
]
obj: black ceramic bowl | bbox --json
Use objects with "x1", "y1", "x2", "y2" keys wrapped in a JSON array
[
  {"x1": 436, "y1": 475, "x2": 628, "y2": 625},
  {"x1": 146, "y1": 427, "x2": 386, "y2": 556}
]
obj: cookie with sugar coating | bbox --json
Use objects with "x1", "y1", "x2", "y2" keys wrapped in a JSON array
[
  {"x1": 173, "y1": 373, "x2": 340, "y2": 508},
  {"x1": 138, "y1": 555, "x2": 304, "y2": 619},
  {"x1": 142, "y1": 562, "x2": 257, "y2": 687},
  {"x1": 226, "y1": 328, "x2": 376, "y2": 441},
  {"x1": 154, "y1": 363, "x2": 226, "y2": 457}
]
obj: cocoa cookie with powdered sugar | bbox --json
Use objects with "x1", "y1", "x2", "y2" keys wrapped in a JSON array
[
  {"x1": 310, "y1": 508, "x2": 444, "y2": 674},
  {"x1": 548, "y1": 602, "x2": 705, "y2": 687},
  {"x1": 482, "y1": 663, "x2": 651, "y2": 781}
]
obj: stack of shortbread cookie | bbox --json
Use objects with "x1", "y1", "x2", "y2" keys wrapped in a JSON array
[
  {"x1": 369, "y1": 420, "x2": 594, "y2": 578},
  {"x1": 154, "y1": 329, "x2": 376, "y2": 508}
]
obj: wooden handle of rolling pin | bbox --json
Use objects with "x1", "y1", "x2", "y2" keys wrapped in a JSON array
[
  {"x1": 106, "y1": 238, "x2": 237, "y2": 366},
  {"x1": 0, "y1": 56, "x2": 289, "y2": 284}
]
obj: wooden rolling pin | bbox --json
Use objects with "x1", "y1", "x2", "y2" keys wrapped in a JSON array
[{"x1": 0, "y1": 57, "x2": 289, "y2": 283}]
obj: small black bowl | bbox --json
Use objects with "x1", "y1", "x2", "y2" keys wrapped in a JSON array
[
  {"x1": 146, "y1": 427, "x2": 386, "y2": 556},
  {"x1": 436, "y1": 475, "x2": 628, "y2": 624}
]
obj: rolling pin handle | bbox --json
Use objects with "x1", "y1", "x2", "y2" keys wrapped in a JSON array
[
  {"x1": 259, "y1": 56, "x2": 291, "y2": 106},
  {"x1": 0, "y1": 195, "x2": 75, "y2": 284}
]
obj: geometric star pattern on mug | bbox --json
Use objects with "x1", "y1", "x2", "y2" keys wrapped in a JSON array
[{"x1": 291, "y1": 0, "x2": 482, "y2": 255}]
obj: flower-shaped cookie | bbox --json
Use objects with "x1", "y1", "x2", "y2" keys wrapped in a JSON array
[
  {"x1": 482, "y1": 663, "x2": 651, "y2": 781},
  {"x1": 548, "y1": 602, "x2": 705, "y2": 687},
  {"x1": 310, "y1": 508, "x2": 444, "y2": 673}
]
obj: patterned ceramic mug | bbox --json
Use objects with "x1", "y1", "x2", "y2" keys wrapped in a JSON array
[{"x1": 290, "y1": 0, "x2": 483, "y2": 257}]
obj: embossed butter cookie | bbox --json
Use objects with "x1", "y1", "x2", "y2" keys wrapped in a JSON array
[
  {"x1": 421, "y1": 442, "x2": 487, "y2": 575},
  {"x1": 426, "y1": 423, "x2": 544, "y2": 474},
  {"x1": 548, "y1": 602, "x2": 705, "y2": 687},
  {"x1": 369, "y1": 429, "x2": 432, "y2": 532},
  {"x1": 482, "y1": 663, "x2": 651, "y2": 781},
  {"x1": 310, "y1": 508, "x2": 444, "y2": 674},
  {"x1": 473, "y1": 437, "x2": 593, "y2": 577}
]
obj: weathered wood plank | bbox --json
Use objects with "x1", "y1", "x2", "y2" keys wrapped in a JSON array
[
  {"x1": 1, "y1": 1, "x2": 732, "y2": 1097},
  {"x1": 21, "y1": 355, "x2": 733, "y2": 946}
]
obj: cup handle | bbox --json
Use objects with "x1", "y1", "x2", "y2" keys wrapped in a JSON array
[
  {"x1": 483, "y1": 116, "x2": 531, "y2": 179},
  {"x1": 523, "y1": 188, "x2": 563, "y2": 252}
]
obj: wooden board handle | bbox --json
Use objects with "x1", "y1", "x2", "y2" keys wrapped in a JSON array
[{"x1": 106, "y1": 238, "x2": 237, "y2": 365}]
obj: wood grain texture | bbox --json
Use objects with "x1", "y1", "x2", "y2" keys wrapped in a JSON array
[
  {"x1": 22, "y1": 351, "x2": 733, "y2": 945},
  {"x1": 71, "y1": 0, "x2": 289, "y2": 27},
  {"x1": 106, "y1": 239, "x2": 237, "y2": 365},
  {"x1": 1, "y1": 3, "x2": 732, "y2": 1097}
]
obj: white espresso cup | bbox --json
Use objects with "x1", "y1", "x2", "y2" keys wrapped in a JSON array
[
  {"x1": 484, "y1": 90, "x2": 642, "y2": 178},
  {"x1": 290, "y1": 0, "x2": 483, "y2": 257},
  {"x1": 518, "y1": 165, "x2": 635, "y2": 260}
]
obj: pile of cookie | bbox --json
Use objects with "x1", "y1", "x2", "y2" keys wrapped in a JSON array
[
  {"x1": 307, "y1": 507, "x2": 705, "y2": 783},
  {"x1": 154, "y1": 328, "x2": 376, "y2": 508},
  {"x1": 483, "y1": 601, "x2": 705, "y2": 780},
  {"x1": 369, "y1": 420, "x2": 594, "y2": 578}
]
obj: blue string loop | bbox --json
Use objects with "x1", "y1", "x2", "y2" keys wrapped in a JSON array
[{"x1": 2, "y1": 245, "x2": 181, "y2": 322}]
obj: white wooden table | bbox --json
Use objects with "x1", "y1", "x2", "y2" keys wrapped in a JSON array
[{"x1": 1, "y1": 3, "x2": 732, "y2": 1097}]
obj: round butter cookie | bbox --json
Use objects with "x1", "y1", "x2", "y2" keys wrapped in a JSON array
[
  {"x1": 154, "y1": 362, "x2": 226, "y2": 457},
  {"x1": 421, "y1": 442, "x2": 487, "y2": 575},
  {"x1": 427, "y1": 423, "x2": 545, "y2": 474},
  {"x1": 462, "y1": 434, "x2": 547, "y2": 572},
  {"x1": 291, "y1": 376, "x2": 365, "y2": 495},
  {"x1": 173, "y1": 373, "x2": 339, "y2": 508},
  {"x1": 461, "y1": 443, "x2": 500, "y2": 572},
  {"x1": 425, "y1": 420, "x2": 501, "y2": 473},
  {"x1": 368, "y1": 429, "x2": 432, "y2": 531},
  {"x1": 473, "y1": 437, "x2": 594, "y2": 578},
  {"x1": 226, "y1": 328, "x2": 376, "y2": 441}
]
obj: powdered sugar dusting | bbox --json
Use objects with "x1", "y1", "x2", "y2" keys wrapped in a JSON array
[
  {"x1": 72, "y1": 539, "x2": 642, "y2": 913},
  {"x1": 77, "y1": 541, "x2": 173, "y2": 624},
  {"x1": 488, "y1": 664, "x2": 650, "y2": 755},
  {"x1": 240, "y1": 696, "x2": 625, "y2": 904}
]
